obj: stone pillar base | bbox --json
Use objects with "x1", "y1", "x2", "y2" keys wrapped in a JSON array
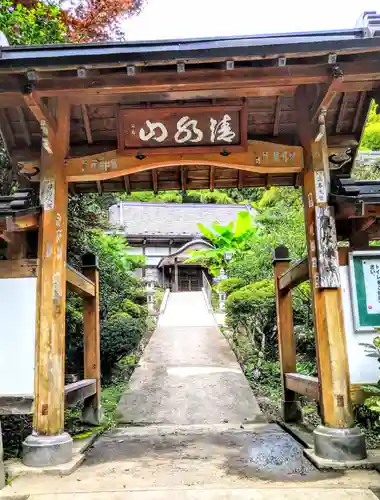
[
  {"x1": 314, "y1": 425, "x2": 367, "y2": 461},
  {"x1": 22, "y1": 432, "x2": 73, "y2": 467},
  {"x1": 282, "y1": 399, "x2": 302, "y2": 423},
  {"x1": 82, "y1": 405, "x2": 103, "y2": 426}
]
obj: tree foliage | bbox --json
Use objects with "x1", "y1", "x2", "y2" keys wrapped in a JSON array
[
  {"x1": 187, "y1": 210, "x2": 257, "y2": 275},
  {"x1": 0, "y1": 0, "x2": 67, "y2": 44},
  {"x1": 1, "y1": 0, "x2": 145, "y2": 44},
  {"x1": 361, "y1": 101, "x2": 380, "y2": 151},
  {"x1": 66, "y1": 194, "x2": 147, "y2": 382}
]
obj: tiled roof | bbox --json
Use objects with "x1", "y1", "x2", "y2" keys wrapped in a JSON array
[{"x1": 109, "y1": 202, "x2": 252, "y2": 237}]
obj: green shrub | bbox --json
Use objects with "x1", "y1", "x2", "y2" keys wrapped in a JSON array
[
  {"x1": 121, "y1": 298, "x2": 142, "y2": 318},
  {"x1": 218, "y1": 277, "x2": 245, "y2": 294},
  {"x1": 226, "y1": 280, "x2": 275, "y2": 362},
  {"x1": 101, "y1": 315, "x2": 146, "y2": 380}
]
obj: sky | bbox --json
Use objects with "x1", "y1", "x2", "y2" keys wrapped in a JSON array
[{"x1": 124, "y1": 0, "x2": 379, "y2": 41}]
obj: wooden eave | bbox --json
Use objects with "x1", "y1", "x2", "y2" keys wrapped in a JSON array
[{"x1": 0, "y1": 27, "x2": 379, "y2": 193}]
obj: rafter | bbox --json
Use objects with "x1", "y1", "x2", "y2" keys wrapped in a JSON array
[
  {"x1": 152, "y1": 169, "x2": 158, "y2": 194},
  {"x1": 15, "y1": 106, "x2": 31, "y2": 146},
  {"x1": 336, "y1": 93, "x2": 349, "y2": 134},
  {"x1": 0, "y1": 108, "x2": 15, "y2": 151},
  {"x1": 273, "y1": 96, "x2": 281, "y2": 136},
  {"x1": 81, "y1": 104, "x2": 93, "y2": 144},
  {"x1": 209, "y1": 166, "x2": 215, "y2": 192},
  {"x1": 180, "y1": 166, "x2": 187, "y2": 192},
  {"x1": 238, "y1": 170, "x2": 244, "y2": 189},
  {"x1": 123, "y1": 175, "x2": 131, "y2": 194},
  {"x1": 352, "y1": 91, "x2": 366, "y2": 133}
]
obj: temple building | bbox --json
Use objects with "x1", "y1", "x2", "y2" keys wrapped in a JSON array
[{"x1": 108, "y1": 202, "x2": 252, "y2": 290}]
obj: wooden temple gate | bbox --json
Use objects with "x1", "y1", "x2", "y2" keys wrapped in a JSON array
[{"x1": 0, "y1": 12, "x2": 380, "y2": 466}]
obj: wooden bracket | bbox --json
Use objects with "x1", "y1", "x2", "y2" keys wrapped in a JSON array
[
  {"x1": 311, "y1": 72, "x2": 344, "y2": 124},
  {"x1": 23, "y1": 88, "x2": 57, "y2": 140}
]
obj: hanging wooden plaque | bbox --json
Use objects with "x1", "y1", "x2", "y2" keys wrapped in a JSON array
[
  {"x1": 315, "y1": 205, "x2": 341, "y2": 288},
  {"x1": 117, "y1": 104, "x2": 247, "y2": 155}
]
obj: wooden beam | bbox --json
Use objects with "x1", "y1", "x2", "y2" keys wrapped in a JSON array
[
  {"x1": 81, "y1": 104, "x2": 93, "y2": 144},
  {"x1": 355, "y1": 217, "x2": 377, "y2": 233},
  {"x1": 65, "y1": 140, "x2": 304, "y2": 182},
  {"x1": 285, "y1": 373, "x2": 320, "y2": 401},
  {"x1": 21, "y1": 58, "x2": 380, "y2": 99},
  {"x1": 296, "y1": 84, "x2": 354, "y2": 429},
  {"x1": 33, "y1": 98, "x2": 70, "y2": 437},
  {"x1": 123, "y1": 175, "x2": 131, "y2": 194},
  {"x1": 13, "y1": 135, "x2": 360, "y2": 166},
  {"x1": 209, "y1": 166, "x2": 215, "y2": 192},
  {"x1": 273, "y1": 96, "x2": 281, "y2": 136},
  {"x1": 23, "y1": 90, "x2": 57, "y2": 138},
  {"x1": 336, "y1": 93, "x2": 349, "y2": 134},
  {"x1": 0, "y1": 259, "x2": 38, "y2": 278},
  {"x1": 82, "y1": 255, "x2": 101, "y2": 425},
  {"x1": 278, "y1": 258, "x2": 309, "y2": 291},
  {"x1": 66, "y1": 264, "x2": 95, "y2": 297},
  {"x1": 15, "y1": 106, "x2": 31, "y2": 146},
  {"x1": 0, "y1": 212, "x2": 40, "y2": 232},
  {"x1": 352, "y1": 91, "x2": 366, "y2": 133},
  {"x1": 273, "y1": 246, "x2": 301, "y2": 423},
  {"x1": 64, "y1": 379, "x2": 96, "y2": 408},
  {"x1": 20, "y1": 141, "x2": 304, "y2": 183},
  {"x1": 96, "y1": 181, "x2": 102, "y2": 195},
  {"x1": 6, "y1": 232, "x2": 27, "y2": 260},
  {"x1": 152, "y1": 169, "x2": 158, "y2": 194}
]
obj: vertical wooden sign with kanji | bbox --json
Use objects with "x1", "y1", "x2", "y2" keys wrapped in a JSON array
[{"x1": 118, "y1": 104, "x2": 247, "y2": 155}]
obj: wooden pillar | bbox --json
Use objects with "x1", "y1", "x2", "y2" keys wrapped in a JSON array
[
  {"x1": 23, "y1": 98, "x2": 72, "y2": 467},
  {"x1": 82, "y1": 253, "x2": 102, "y2": 425},
  {"x1": 296, "y1": 86, "x2": 366, "y2": 461},
  {"x1": 273, "y1": 245, "x2": 301, "y2": 423},
  {"x1": 174, "y1": 260, "x2": 179, "y2": 292}
]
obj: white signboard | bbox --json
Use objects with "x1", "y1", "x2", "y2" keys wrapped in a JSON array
[
  {"x1": 362, "y1": 260, "x2": 380, "y2": 315},
  {"x1": 0, "y1": 277, "x2": 37, "y2": 396}
]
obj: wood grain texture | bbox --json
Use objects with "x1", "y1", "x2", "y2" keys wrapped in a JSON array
[
  {"x1": 82, "y1": 264, "x2": 101, "y2": 420},
  {"x1": 33, "y1": 98, "x2": 70, "y2": 436},
  {"x1": 63, "y1": 140, "x2": 304, "y2": 182},
  {"x1": 66, "y1": 264, "x2": 95, "y2": 297},
  {"x1": 81, "y1": 104, "x2": 93, "y2": 144},
  {"x1": 278, "y1": 258, "x2": 309, "y2": 291},
  {"x1": 6, "y1": 232, "x2": 27, "y2": 260},
  {"x1": 274, "y1": 257, "x2": 299, "y2": 422},
  {"x1": 64, "y1": 379, "x2": 96, "y2": 408},
  {"x1": 296, "y1": 85, "x2": 353, "y2": 429},
  {"x1": 285, "y1": 373, "x2": 320, "y2": 401},
  {"x1": 0, "y1": 259, "x2": 38, "y2": 278}
]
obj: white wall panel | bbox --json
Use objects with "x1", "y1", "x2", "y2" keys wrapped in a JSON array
[{"x1": 0, "y1": 277, "x2": 37, "y2": 396}]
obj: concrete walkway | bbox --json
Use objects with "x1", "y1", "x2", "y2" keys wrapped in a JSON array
[
  {"x1": 117, "y1": 292, "x2": 263, "y2": 426},
  {"x1": 2, "y1": 292, "x2": 380, "y2": 499}
]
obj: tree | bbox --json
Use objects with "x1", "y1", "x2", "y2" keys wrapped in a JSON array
[
  {"x1": 187, "y1": 210, "x2": 258, "y2": 275},
  {"x1": 2, "y1": 0, "x2": 145, "y2": 44},
  {"x1": 0, "y1": 1, "x2": 67, "y2": 45}
]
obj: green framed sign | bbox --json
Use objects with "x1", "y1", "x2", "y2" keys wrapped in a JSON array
[{"x1": 349, "y1": 251, "x2": 380, "y2": 332}]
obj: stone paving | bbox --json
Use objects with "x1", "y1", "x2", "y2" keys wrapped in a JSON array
[{"x1": 1, "y1": 292, "x2": 380, "y2": 500}]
